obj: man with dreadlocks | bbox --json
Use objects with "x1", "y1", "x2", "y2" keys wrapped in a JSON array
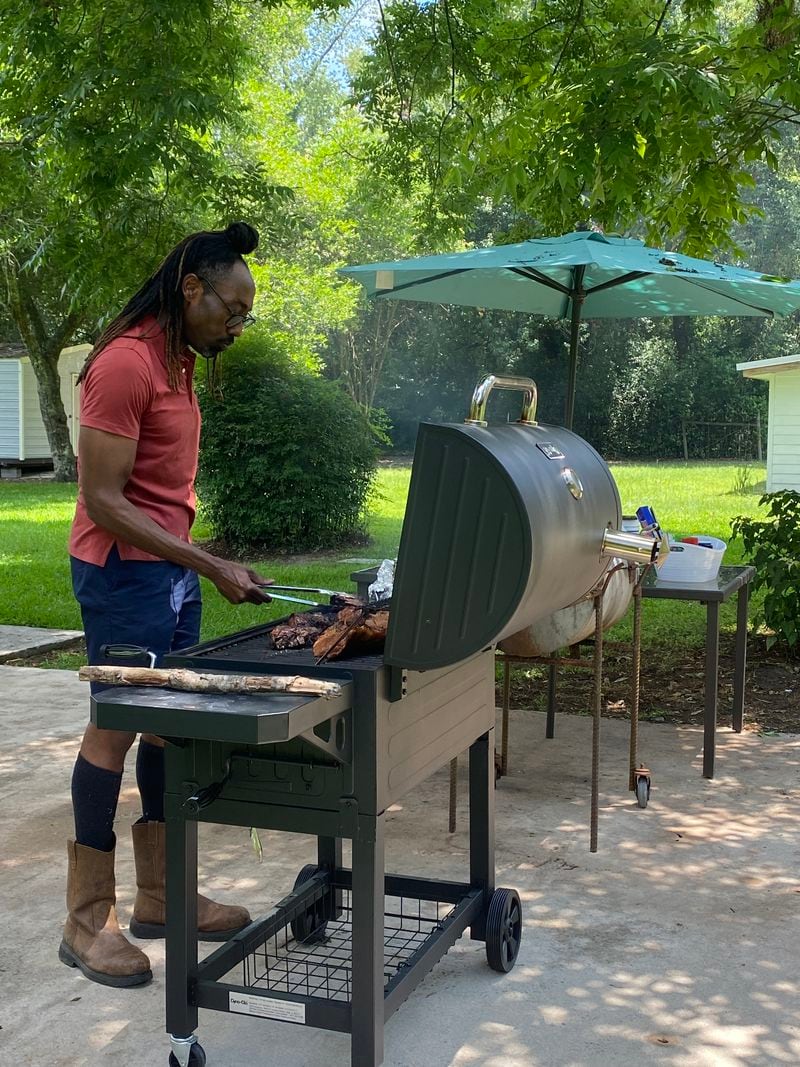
[{"x1": 60, "y1": 222, "x2": 271, "y2": 988}]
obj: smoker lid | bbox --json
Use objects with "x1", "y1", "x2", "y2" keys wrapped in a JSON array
[
  {"x1": 384, "y1": 421, "x2": 535, "y2": 670},
  {"x1": 383, "y1": 416, "x2": 620, "y2": 671}
]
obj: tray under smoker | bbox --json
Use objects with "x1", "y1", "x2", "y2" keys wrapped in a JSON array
[{"x1": 214, "y1": 884, "x2": 457, "y2": 1004}]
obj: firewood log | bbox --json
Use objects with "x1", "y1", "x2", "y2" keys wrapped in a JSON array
[{"x1": 79, "y1": 666, "x2": 342, "y2": 698}]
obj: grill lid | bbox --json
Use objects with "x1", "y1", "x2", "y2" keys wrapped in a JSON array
[{"x1": 383, "y1": 377, "x2": 621, "y2": 671}]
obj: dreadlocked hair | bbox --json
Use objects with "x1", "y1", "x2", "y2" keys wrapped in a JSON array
[{"x1": 78, "y1": 221, "x2": 259, "y2": 392}]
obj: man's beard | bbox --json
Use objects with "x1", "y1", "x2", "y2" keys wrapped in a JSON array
[{"x1": 198, "y1": 337, "x2": 234, "y2": 358}]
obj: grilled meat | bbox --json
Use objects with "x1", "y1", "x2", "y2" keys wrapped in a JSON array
[
  {"x1": 312, "y1": 607, "x2": 390, "y2": 661},
  {"x1": 270, "y1": 611, "x2": 332, "y2": 651}
]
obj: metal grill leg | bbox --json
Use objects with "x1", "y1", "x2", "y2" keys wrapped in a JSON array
[
  {"x1": 165, "y1": 794, "x2": 199, "y2": 1043},
  {"x1": 629, "y1": 586, "x2": 642, "y2": 792},
  {"x1": 469, "y1": 729, "x2": 495, "y2": 941},
  {"x1": 448, "y1": 758, "x2": 458, "y2": 833},
  {"x1": 351, "y1": 814, "x2": 385, "y2": 1067},
  {"x1": 590, "y1": 594, "x2": 604, "y2": 854},
  {"x1": 501, "y1": 658, "x2": 511, "y2": 775},
  {"x1": 318, "y1": 835, "x2": 344, "y2": 919},
  {"x1": 546, "y1": 663, "x2": 557, "y2": 739}
]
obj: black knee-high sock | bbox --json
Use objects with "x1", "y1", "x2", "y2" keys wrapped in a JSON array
[
  {"x1": 72, "y1": 753, "x2": 122, "y2": 852},
  {"x1": 136, "y1": 740, "x2": 165, "y2": 823}
]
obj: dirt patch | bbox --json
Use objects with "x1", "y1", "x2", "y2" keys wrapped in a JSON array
[{"x1": 497, "y1": 635, "x2": 800, "y2": 734}]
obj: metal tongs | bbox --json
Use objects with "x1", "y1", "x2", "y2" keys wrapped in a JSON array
[{"x1": 257, "y1": 584, "x2": 357, "y2": 607}]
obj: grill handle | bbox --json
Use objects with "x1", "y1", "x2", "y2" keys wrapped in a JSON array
[{"x1": 465, "y1": 374, "x2": 538, "y2": 427}]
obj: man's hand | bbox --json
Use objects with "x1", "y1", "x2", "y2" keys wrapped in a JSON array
[{"x1": 209, "y1": 560, "x2": 274, "y2": 604}]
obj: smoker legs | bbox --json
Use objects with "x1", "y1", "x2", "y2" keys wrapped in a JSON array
[
  {"x1": 351, "y1": 814, "x2": 385, "y2": 1067},
  {"x1": 165, "y1": 799, "x2": 199, "y2": 1057},
  {"x1": 469, "y1": 729, "x2": 495, "y2": 941},
  {"x1": 317, "y1": 835, "x2": 344, "y2": 920}
]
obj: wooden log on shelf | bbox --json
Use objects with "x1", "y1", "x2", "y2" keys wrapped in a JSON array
[{"x1": 78, "y1": 666, "x2": 342, "y2": 698}]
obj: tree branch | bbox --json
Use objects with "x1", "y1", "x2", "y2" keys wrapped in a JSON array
[{"x1": 652, "y1": 0, "x2": 673, "y2": 37}]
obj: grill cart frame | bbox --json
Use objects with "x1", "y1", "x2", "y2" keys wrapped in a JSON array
[{"x1": 92, "y1": 642, "x2": 521, "y2": 1067}]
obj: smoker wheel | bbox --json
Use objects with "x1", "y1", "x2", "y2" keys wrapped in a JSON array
[
  {"x1": 636, "y1": 776, "x2": 650, "y2": 809},
  {"x1": 289, "y1": 864, "x2": 330, "y2": 945},
  {"x1": 169, "y1": 1045, "x2": 206, "y2": 1067},
  {"x1": 485, "y1": 888, "x2": 522, "y2": 974}
]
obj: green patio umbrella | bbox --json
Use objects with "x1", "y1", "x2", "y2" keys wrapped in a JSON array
[{"x1": 340, "y1": 230, "x2": 800, "y2": 428}]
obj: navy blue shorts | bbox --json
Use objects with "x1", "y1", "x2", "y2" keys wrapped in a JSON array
[{"x1": 71, "y1": 545, "x2": 202, "y2": 694}]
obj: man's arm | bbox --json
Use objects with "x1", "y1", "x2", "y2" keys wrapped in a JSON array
[{"x1": 79, "y1": 427, "x2": 272, "y2": 605}]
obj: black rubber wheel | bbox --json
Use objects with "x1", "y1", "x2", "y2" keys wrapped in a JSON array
[
  {"x1": 290, "y1": 864, "x2": 329, "y2": 944},
  {"x1": 168, "y1": 1044, "x2": 206, "y2": 1067},
  {"x1": 636, "y1": 776, "x2": 650, "y2": 809},
  {"x1": 485, "y1": 888, "x2": 522, "y2": 973}
]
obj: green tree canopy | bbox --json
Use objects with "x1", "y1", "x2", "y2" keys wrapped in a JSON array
[
  {"x1": 0, "y1": 0, "x2": 342, "y2": 478},
  {"x1": 353, "y1": 0, "x2": 800, "y2": 254}
]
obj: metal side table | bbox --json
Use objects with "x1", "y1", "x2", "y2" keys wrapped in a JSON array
[{"x1": 640, "y1": 563, "x2": 755, "y2": 779}]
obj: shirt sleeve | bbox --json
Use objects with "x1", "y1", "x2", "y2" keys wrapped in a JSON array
[{"x1": 79, "y1": 345, "x2": 155, "y2": 441}]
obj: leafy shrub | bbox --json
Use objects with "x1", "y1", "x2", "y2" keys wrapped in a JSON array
[
  {"x1": 197, "y1": 338, "x2": 378, "y2": 553},
  {"x1": 731, "y1": 490, "x2": 800, "y2": 652}
]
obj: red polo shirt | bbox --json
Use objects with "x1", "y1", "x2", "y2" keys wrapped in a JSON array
[{"x1": 69, "y1": 317, "x2": 202, "y2": 565}]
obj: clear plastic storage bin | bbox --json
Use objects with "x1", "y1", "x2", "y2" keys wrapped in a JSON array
[{"x1": 657, "y1": 535, "x2": 726, "y2": 584}]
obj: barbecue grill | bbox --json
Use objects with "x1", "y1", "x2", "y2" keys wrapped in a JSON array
[{"x1": 90, "y1": 375, "x2": 656, "y2": 1067}]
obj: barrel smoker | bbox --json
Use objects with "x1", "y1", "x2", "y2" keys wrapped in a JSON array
[{"x1": 91, "y1": 376, "x2": 657, "y2": 1067}]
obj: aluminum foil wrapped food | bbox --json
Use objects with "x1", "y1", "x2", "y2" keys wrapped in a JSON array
[{"x1": 368, "y1": 559, "x2": 395, "y2": 602}]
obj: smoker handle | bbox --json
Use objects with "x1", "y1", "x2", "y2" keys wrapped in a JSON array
[{"x1": 465, "y1": 374, "x2": 538, "y2": 426}]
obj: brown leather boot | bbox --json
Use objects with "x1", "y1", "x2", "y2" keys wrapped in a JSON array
[
  {"x1": 59, "y1": 840, "x2": 152, "y2": 988},
  {"x1": 130, "y1": 821, "x2": 251, "y2": 942}
]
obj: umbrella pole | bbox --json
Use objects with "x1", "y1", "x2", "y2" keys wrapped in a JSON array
[{"x1": 564, "y1": 266, "x2": 586, "y2": 431}]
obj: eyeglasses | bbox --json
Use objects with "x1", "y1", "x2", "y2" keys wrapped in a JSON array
[{"x1": 197, "y1": 275, "x2": 256, "y2": 330}]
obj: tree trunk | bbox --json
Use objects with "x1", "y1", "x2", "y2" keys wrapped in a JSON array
[
  {"x1": 671, "y1": 316, "x2": 695, "y2": 366},
  {"x1": 330, "y1": 302, "x2": 407, "y2": 413},
  {"x1": 4, "y1": 261, "x2": 80, "y2": 481},
  {"x1": 26, "y1": 343, "x2": 77, "y2": 481}
]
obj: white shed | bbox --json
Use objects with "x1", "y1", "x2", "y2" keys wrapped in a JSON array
[
  {"x1": 0, "y1": 342, "x2": 90, "y2": 475},
  {"x1": 737, "y1": 353, "x2": 800, "y2": 492}
]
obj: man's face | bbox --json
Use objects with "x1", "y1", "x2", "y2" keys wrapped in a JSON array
[{"x1": 182, "y1": 260, "x2": 256, "y2": 357}]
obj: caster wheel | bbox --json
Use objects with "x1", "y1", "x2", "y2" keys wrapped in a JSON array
[
  {"x1": 636, "y1": 776, "x2": 650, "y2": 808},
  {"x1": 169, "y1": 1044, "x2": 206, "y2": 1067},
  {"x1": 290, "y1": 864, "x2": 329, "y2": 945},
  {"x1": 485, "y1": 888, "x2": 522, "y2": 973}
]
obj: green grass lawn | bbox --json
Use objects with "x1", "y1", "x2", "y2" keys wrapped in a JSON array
[{"x1": 0, "y1": 461, "x2": 767, "y2": 655}]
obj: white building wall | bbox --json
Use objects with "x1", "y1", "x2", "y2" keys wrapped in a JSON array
[
  {"x1": 768, "y1": 371, "x2": 800, "y2": 492},
  {"x1": 0, "y1": 361, "x2": 21, "y2": 456},
  {"x1": 59, "y1": 347, "x2": 89, "y2": 452}
]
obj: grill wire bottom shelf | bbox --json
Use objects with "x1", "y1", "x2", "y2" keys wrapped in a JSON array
[{"x1": 226, "y1": 889, "x2": 457, "y2": 1003}]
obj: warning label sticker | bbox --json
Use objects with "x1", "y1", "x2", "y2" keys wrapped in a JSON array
[{"x1": 228, "y1": 991, "x2": 306, "y2": 1025}]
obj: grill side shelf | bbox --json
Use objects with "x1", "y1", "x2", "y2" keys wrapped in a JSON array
[{"x1": 91, "y1": 682, "x2": 353, "y2": 745}]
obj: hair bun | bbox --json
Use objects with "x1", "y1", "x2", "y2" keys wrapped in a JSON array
[{"x1": 224, "y1": 221, "x2": 259, "y2": 255}]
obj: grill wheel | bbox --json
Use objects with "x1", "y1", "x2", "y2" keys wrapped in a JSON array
[
  {"x1": 485, "y1": 888, "x2": 523, "y2": 973},
  {"x1": 290, "y1": 864, "x2": 330, "y2": 945}
]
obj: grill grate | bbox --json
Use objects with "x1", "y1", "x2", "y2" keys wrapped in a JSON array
[
  {"x1": 185, "y1": 626, "x2": 386, "y2": 673},
  {"x1": 226, "y1": 890, "x2": 455, "y2": 1003}
]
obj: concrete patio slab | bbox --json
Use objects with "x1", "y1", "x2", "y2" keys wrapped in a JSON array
[
  {"x1": 0, "y1": 625, "x2": 83, "y2": 663},
  {"x1": 1, "y1": 663, "x2": 798, "y2": 1067}
]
